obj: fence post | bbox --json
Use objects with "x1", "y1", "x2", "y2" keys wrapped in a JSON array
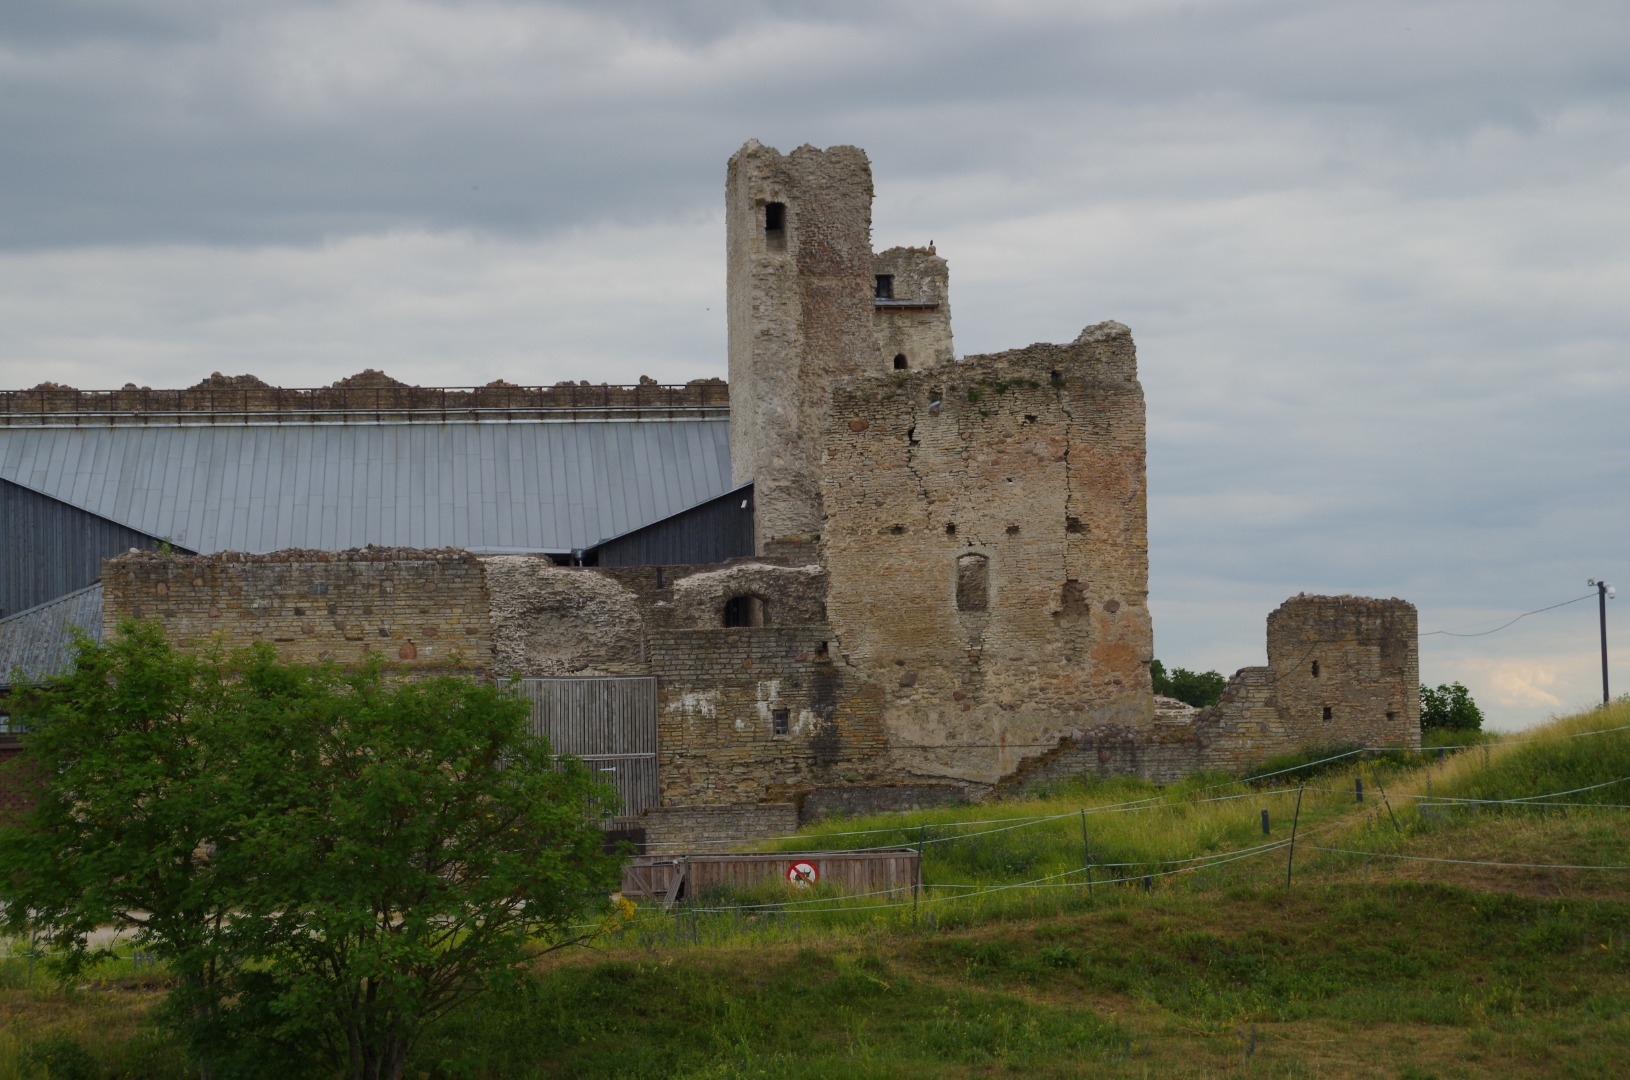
[
  {"x1": 1261, "y1": 808, "x2": 1270, "y2": 835},
  {"x1": 1284, "y1": 786, "x2": 1305, "y2": 890},
  {"x1": 914, "y1": 824, "x2": 926, "y2": 921},
  {"x1": 1372, "y1": 772, "x2": 1402, "y2": 834},
  {"x1": 1079, "y1": 808, "x2": 1093, "y2": 895},
  {"x1": 1355, "y1": 776, "x2": 1364, "y2": 803}
]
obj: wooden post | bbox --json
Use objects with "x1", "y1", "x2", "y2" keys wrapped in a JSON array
[
  {"x1": 1284, "y1": 787, "x2": 1305, "y2": 889},
  {"x1": 1261, "y1": 808, "x2": 1270, "y2": 834},
  {"x1": 1372, "y1": 772, "x2": 1402, "y2": 834},
  {"x1": 1355, "y1": 776, "x2": 1364, "y2": 802},
  {"x1": 914, "y1": 824, "x2": 926, "y2": 920},
  {"x1": 1079, "y1": 809, "x2": 1093, "y2": 894}
]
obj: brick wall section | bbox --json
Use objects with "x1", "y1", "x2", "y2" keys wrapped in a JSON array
[
  {"x1": 1000, "y1": 596, "x2": 1420, "y2": 791},
  {"x1": 872, "y1": 246, "x2": 954, "y2": 372},
  {"x1": 821, "y1": 321, "x2": 1153, "y2": 788},
  {"x1": 101, "y1": 548, "x2": 492, "y2": 670},
  {"x1": 640, "y1": 802, "x2": 801, "y2": 853},
  {"x1": 649, "y1": 625, "x2": 888, "y2": 806},
  {"x1": 727, "y1": 141, "x2": 877, "y2": 548},
  {"x1": 1263, "y1": 594, "x2": 1420, "y2": 749},
  {"x1": 483, "y1": 557, "x2": 828, "y2": 677}
]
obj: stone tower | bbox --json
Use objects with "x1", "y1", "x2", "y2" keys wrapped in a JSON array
[
  {"x1": 1266, "y1": 595, "x2": 1421, "y2": 749},
  {"x1": 726, "y1": 141, "x2": 879, "y2": 552}
]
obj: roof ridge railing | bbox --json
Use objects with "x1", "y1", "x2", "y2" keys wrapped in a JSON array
[{"x1": 0, "y1": 382, "x2": 731, "y2": 427}]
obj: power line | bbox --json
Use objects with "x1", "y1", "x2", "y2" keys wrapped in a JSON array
[{"x1": 1420, "y1": 593, "x2": 1595, "y2": 638}]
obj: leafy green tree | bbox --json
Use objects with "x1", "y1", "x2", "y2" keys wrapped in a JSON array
[
  {"x1": 1150, "y1": 660, "x2": 1228, "y2": 708},
  {"x1": 1419, "y1": 681, "x2": 1484, "y2": 733},
  {"x1": 0, "y1": 622, "x2": 623, "y2": 1080}
]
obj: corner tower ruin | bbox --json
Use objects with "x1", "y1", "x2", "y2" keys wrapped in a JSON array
[{"x1": 726, "y1": 141, "x2": 954, "y2": 553}]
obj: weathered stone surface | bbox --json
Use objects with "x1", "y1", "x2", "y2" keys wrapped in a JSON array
[
  {"x1": 727, "y1": 141, "x2": 879, "y2": 549},
  {"x1": 872, "y1": 245, "x2": 954, "y2": 372},
  {"x1": 820, "y1": 323, "x2": 1154, "y2": 786},
  {"x1": 102, "y1": 547, "x2": 490, "y2": 670},
  {"x1": 484, "y1": 557, "x2": 645, "y2": 676}
]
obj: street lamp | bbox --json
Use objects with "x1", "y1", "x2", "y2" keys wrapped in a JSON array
[{"x1": 1588, "y1": 578, "x2": 1616, "y2": 706}]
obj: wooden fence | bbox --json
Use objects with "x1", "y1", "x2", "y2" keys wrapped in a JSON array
[
  {"x1": 521, "y1": 677, "x2": 658, "y2": 818},
  {"x1": 621, "y1": 849, "x2": 921, "y2": 908}
]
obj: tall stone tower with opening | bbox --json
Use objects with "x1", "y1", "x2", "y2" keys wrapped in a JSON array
[{"x1": 726, "y1": 140, "x2": 953, "y2": 553}]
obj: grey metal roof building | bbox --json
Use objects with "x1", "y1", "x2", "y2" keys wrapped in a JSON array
[
  {"x1": 0, "y1": 418, "x2": 733, "y2": 556},
  {"x1": 0, "y1": 584, "x2": 104, "y2": 692}
]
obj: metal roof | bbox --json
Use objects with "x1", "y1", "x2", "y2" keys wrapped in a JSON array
[
  {"x1": 0, "y1": 583, "x2": 103, "y2": 688},
  {"x1": 0, "y1": 419, "x2": 734, "y2": 555}
]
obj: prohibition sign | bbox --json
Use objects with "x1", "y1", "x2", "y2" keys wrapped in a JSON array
[{"x1": 786, "y1": 861, "x2": 819, "y2": 887}]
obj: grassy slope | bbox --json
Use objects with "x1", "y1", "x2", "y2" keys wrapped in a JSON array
[{"x1": 5, "y1": 704, "x2": 1630, "y2": 1078}]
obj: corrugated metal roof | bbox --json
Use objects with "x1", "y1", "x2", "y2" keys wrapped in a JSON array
[
  {"x1": 0, "y1": 583, "x2": 103, "y2": 688},
  {"x1": 0, "y1": 420, "x2": 734, "y2": 554}
]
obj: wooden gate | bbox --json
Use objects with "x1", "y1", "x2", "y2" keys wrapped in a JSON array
[{"x1": 521, "y1": 677, "x2": 658, "y2": 818}]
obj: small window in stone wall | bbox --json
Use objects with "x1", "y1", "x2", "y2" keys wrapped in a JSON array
[
  {"x1": 765, "y1": 202, "x2": 786, "y2": 252},
  {"x1": 1322, "y1": 706, "x2": 1333, "y2": 721},
  {"x1": 875, "y1": 274, "x2": 894, "y2": 299},
  {"x1": 773, "y1": 709, "x2": 789, "y2": 737},
  {"x1": 723, "y1": 595, "x2": 768, "y2": 628},
  {"x1": 1311, "y1": 660, "x2": 1320, "y2": 677},
  {"x1": 894, "y1": 353, "x2": 908, "y2": 370},
  {"x1": 956, "y1": 554, "x2": 989, "y2": 612}
]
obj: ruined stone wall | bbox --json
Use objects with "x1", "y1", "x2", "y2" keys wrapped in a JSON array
[
  {"x1": 821, "y1": 321, "x2": 1153, "y2": 788},
  {"x1": 1266, "y1": 594, "x2": 1420, "y2": 749},
  {"x1": 482, "y1": 557, "x2": 828, "y2": 677},
  {"x1": 101, "y1": 548, "x2": 491, "y2": 669},
  {"x1": 641, "y1": 802, "x2": 801, "y2": 854},
  {"x1": 727, "y1": 141, "x2": 877, "y2": 550},
  {"x1": 872, "y1": 246, "x2": 954, "y2": 372},
  {"x1": 650, "y1": 624, "x2": 887, "y2": 806},
  {"x1": 1, "y1": 373, "x2": 729, "y2": 422}
]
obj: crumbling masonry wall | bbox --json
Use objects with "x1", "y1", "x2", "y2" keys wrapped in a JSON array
[
  {"x1": 102, "y1": 548, "x2": 491, "y2": 670},
  {"x1": 820, "y1": 321, "x2": 1153, "y2": 787},
  {"x1": 872, "y1": 246, "x2": 953, "y2": 372},
  {"x1": 727, "y1": 141, "x2": 877, "y2": 549},
  {"x1": 1261, "y1": 594, "x2": 1419, "y2": 750},
  {"x1": 999, "y1": 595, "x2": 1421, "y2": 792}
]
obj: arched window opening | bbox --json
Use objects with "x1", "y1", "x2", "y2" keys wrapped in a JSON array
[
  {"x1": 893, "y1": 354, "x2": 908, "y2": 370},
  {"x1": 723, "y1": 595, "x2": 769, "y2": 628}
]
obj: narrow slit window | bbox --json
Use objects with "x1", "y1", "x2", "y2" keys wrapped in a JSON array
[
  {"x1": 773, "y1": 709, "x2": 790, "y2": 736},
  {"x1": 1311, "y1": 660, "x2": 1320, "y2": 677},
  {"x1": 764, "y1": 202, "x2": 786, "y2": 252},
  {"x1": 1322, "y1": 706, "x2": 1333, "y2": 721}
]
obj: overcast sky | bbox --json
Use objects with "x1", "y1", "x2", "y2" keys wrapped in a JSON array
[{"x1": 3, "y1": 0, "x2": 1626, "y2": 729}]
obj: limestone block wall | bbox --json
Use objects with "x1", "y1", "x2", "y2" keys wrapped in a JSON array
[
  {"x1": 484, "y1": 557, "x2": 648, "y2": 676},
  {"x1": 482, "y1": 557, "x2": 828, "y2": 677},
  {"x1": 650, "y1": 625, "x2": 887, "y2": 806},
  {"x1": 101, "y1": 548, "x2": 491, "y2": 669},
  {"x1": 727, "y1": 140, "x2": 877, "y2": 549},
  {"x1": 872, "y1": 246, "x2": 953, "y2": 372},
  {"x1": 1266, "y1": 594, "x2": 1420, "y2": 749},
  {"x1": 820, "y1": 320, "x2": 1153, "y2": 787},
  {"x1": 641, "y1": 802, "x2": 801, "y2": 853}
]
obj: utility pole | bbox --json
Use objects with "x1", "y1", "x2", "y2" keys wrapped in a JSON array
[{"x1": 1588, "y1": 578, "x2": 1615, "y2": 705}]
